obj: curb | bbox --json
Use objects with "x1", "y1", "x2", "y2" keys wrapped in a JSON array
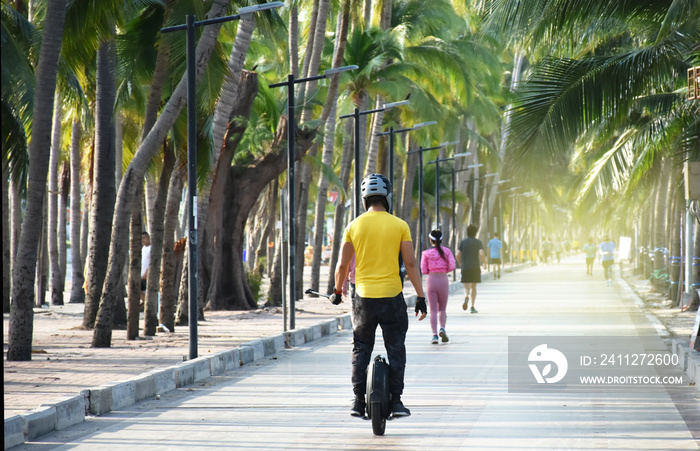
[{"x1": 4, "y1": 312, "x2": 352, "y2": 449}]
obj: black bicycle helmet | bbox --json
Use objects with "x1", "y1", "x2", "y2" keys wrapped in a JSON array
[{"x1": 361, "y1": 173, "x2": 392, "y2": 211}]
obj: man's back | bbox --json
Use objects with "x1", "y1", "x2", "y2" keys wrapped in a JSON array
[
  {"x1": 459, "y1": 237, "x2": 483, "y2": 270},
  {"x1": 344, "y1": 211, "x2": 411, "y2": 298},
  {"x1": 488, "y1": 238, "x2": 502, "y2": 258}
]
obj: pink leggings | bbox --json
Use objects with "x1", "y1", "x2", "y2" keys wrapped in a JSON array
[{"x1": 426, "y1": 273, "x2": 449, "y2": 335}]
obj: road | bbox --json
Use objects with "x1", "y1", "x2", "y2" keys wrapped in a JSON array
[{"x1": 13, "y1": 256, "x2": 700, "y2": 450}]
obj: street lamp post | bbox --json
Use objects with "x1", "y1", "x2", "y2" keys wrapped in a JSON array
[
  {"x1": 375, "y1": 121, "x2": 436, "y2": 209},
  {"x1": 478, "y1": 173, "x2": 499, "y2": 239},
  {"x1": 160, "y1": 2, "x2": 283, "y2": 360},
  {"x1": 408, "y1": 141, "x2": 456, "y2": 253},
  {"x1": 426, "y1": 147, "x2": 466, "y2": 230},
  {"x1": 493, "y1": 180, "x2": 511, "y2": 235},
  {"x1": 498, "y1": 185, "x2": 518, "y2": 265},
  {"x1": 339, "y1": 100, "x2": 411, "y2": 218},
  {"x1": 269, "y1": 64, "x2": 356, "y2": 330}
]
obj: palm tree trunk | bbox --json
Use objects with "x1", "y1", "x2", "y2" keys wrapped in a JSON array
[
  {"x1": 160, "y1": 168, "x2": 185, "y2": 332},
  {"x1": 265, "y1": 180, "x2": 279, "y2": 278},
  {"x1": 254, "y1": 184, "x2": 276, "y2": 276},
  {"x1": 292, "y1": 0, "x2": 332, "y2": 296},
  {"x1": 3, "y1": 161, "x2": 11, "y2": 313},
  {"x1": 326, "y1": 119, "x2": 354, "y2": 293},
  {"x1": 401, "y1": 135, "x2": 418, "y2": 223},
  {"x1": 692, "y1": 207, "x2": 700, "y2": 308},
  {"x1": 310, "y1": 3, "x2": 350, "y2": 293},
  {"x1": 175, "y1": 244, "x2": 189, "y2": 325},
  {"x1": 8, "y1": 0, "x2": 67, "y2": 361},
  {"x1": 210, "y1": 17, "x2": 256, "y2": 155},
  {"x1": 83, "y1": 36, "x2": 117, "y2": 329},
  {"x1": 266, "y1": 226, "x2": 284, "y2": 307},
  {"x1": 669, "y1": 195, "x2": 681, "y2": 305},
  {"x1": 485, "y1": 52, "x2": 524, "y2": 241},
  {"x1": 48, "y1": 97, "x2": 63, "y2": 305},
  {"x1": 126, "y1": 183, "x2": 143, "y2": 341},
  {"x1": 364, "y1": 0, "x2": 393, "y2": 178},
  {"x1": 11, "y1": 181, "x2": 22, "y2": 265},
  {"x1": 298, "y1": 0, "x2": 320, "y2": 102},
  {"x1": 92, "y1": 0, "x2": 231, "y2": 347},
  {"x1": 58, "y1": 161, "x2": 69, "y2": 295},
  {"x1": 653, "y1": 162, "x2": 670, "y2": 291},
  {"x1": 289, "y1": 4, "x2": 299, "y2": 77},
  {"x1": 69, "y1": 120, "x2": 85, "y2": 303},
  {"x1": 144, "y1": 178, "x2": 156, "y2": 233},
  {"x1": 80, "y1": 178, "x2": 90, "y2": 269},
  {"x1": 364, "y1": 96, "x2": 385, "y2": 175},
  {"x1": 36, "y1": 196, "x2": 48, "y2": 307},
  {"x1": 144, "y1": 145, "x2": 175, "y2": 336}
]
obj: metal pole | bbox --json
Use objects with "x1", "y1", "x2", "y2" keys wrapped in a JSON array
[
  {"x1": 389, "y1": 126, "x2": 395, "y2": 199},
  {"x1": 186, "y1": 14, "x2": 198, "y2": 360},
  {"x1": 452, "y1": 168, "x2": 456, "y2": 281},
  {"x1": 512, "y1": 195, "x2": 516, "y2": 266},
  {"x1": 280, "y1": 189, "x2": 287, "y2": 332},
  {"x1": 686, "y1": 200, "x2": 694, "y2": 295},
  {"x1": 486, "y1": 183, "x2": 490, "y2": 240},
  {"x1": 419, "y1": 147, "x2": 424, "y2": 254},
  {"x1": 354, "y1": 108, "x2": 361, "y2": 218},
  {"x1": 435, "y1": 156, "x2": 440, "y2": 231},
  {"x1": 287, "y1": 74, "x2": 296, "y2": 330},
  {"x1": 471, "y1": 173, "x2": 476, "y2": 222}
]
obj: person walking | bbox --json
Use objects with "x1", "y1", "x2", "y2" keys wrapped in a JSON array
[
  {"x1": 140, "y1": 232, "x2": 151, "y2": 306},
  {"x1": 456, "y1": 224, "x2": 488, "y2": 313},
  {"x1": 542, "y1": 236, "x2": 553, "y2": 265},
  {"x1": 487, "y1": 233, "x2": 503, "y2": 279},
  {"x1": 421, "y1": 230, "x2": 456, "y2": 344},
  {"x1": 600, "y1": 236, "x2": 616, "y2": 286},
  {"x1": 330, "y1": 173, "x2": 427, "y2": 419},
  {"x1": 554, "y1": 236, "x2": 563, "y2": 263},
  {"x1": 582, "y1": 237, "x2": 597, "y2": 275}
]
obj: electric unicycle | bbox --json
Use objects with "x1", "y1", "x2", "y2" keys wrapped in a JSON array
[{"x1": 366, "y1": 355, "x2": 391, "y2": 435}]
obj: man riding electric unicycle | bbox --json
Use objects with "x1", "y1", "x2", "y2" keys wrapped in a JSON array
[{"x1": 329, "y1": 173, "x2": 427, "y2": 434}]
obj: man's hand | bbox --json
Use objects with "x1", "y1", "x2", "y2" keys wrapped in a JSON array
[
  {"x1": 329, "y1": 288, "x2": 343, "y2": 305},
  {"x1": 415, "y1": 296, "x2": 427, "y2": 321}
]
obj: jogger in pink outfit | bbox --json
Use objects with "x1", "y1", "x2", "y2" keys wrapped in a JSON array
[{"x1": 420, "y1": 230, "x2": 456, "y2": 344}]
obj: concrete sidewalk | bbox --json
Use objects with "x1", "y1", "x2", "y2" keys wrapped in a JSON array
[
  {"x1": 5, "y1": 257, "x2": 699, "y2": 449},
  {"x1": 5, "y1": 255, "x2": 699, "y2": 450}
]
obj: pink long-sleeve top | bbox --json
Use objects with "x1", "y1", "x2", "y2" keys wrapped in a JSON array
[{"x1": 421, "y1": 246, "x2": 456, "y2": 274}]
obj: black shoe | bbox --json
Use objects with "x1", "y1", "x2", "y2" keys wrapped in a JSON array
[
  {"x1": 350, "y1": 398, "x2": 366, "y2": 417},
  {"x1": 391, "y1": 397, "x2": 411, "y2": 417}
]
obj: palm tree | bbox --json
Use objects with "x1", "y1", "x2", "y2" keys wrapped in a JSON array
[
  {"x1": 48, "y1": 97, "x2": 64, "y2": 306},
  {"x1": 92, "y1": 0, "x2": 245, "y2": 347},
  {"x1": 2, "y1": 160, "x2": 10, "y2": 313},
  {"x1": 8, "y1": 0, "x2": 67, "y2": 361},
  {"x1": 83, "y1": 35, "x2": 117, "y2": 329},
  {"x1": 485, "y1": 0, "x2": 700, "y2": 294},
  {"x1": 69, "y1": 118, "x2": 85, "y2": 303},
  {"x1": 309, "y1": 0, "x2": 351, "y2": 294}
]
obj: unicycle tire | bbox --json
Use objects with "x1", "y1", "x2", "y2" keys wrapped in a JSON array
[{"x1": 370, "y1": 401, "x2": 386, "y2": 436}]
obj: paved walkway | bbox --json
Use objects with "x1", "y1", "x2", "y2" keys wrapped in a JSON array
[
  {"x1": 6, "y1": 256, "x2": 700, "y2": 450},
  {"x1": 3, "y1": 265, "x2": 349, "y2": 419}
]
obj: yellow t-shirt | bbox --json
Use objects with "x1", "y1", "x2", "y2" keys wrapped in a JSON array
[{"x1": 342, "y1": 211, "x2": 411, "y2": 298}]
